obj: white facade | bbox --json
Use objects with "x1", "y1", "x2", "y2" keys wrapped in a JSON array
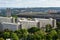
[
  {"x1": 0, "y1": 17, "x2": 19, "y2": 31},
  {"x1": 0, "y1": 17, "x2": 16, "y2": 23},
  {"x1": 1, "y1": 22, "x2": 20, "y2": 31},
  {"x1": 35, "y1": 18, "x2": 56, "y2": 28},
  {"x1": 0, "y1": 17, "x2": 12, "y2": 23},
  {"x1": 17, "y1": 18, "x2": 38, "y2": 29},
  {"x1": 18, "y1": 18, "x2": 56, "y2": 29},
  {"x1": 20, "y1": 21, "x2": 38, "y2": 29},
  {"x1": 0, "y1": 17, "x2": 56, "y2": 31}
]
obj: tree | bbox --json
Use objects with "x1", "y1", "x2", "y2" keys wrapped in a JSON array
[
  {"x1": 57, "y1": 30, "x2": 60, "y2": 39},
  {"x1": 0, "y1": 32, "x2": 3, "y2": 38},
  {"x1": 27, "y1": 30, "x2": 46, "y2": 40},
  {"x1": 48, "y1": 30, "x2": 57, "y2": 40},
  {"x1": 4, "y1": 29, "x2": 12, "y2": 32},
  {"x1": 28, "y1": 27, "x2": 40, "y2": 33},
  {"x1": 15, "y1": 29, "x2": 28, "y2": 40},
  {"x1": 34, "y1": 30, "x2": 46, "y2": 40},
  {"x1": 56, "y1": 22, "x2": 60, "y2": 29},
  {"x1": 45, "y1": 24, "x2": 52, "y2": 32},
  {"x1": 3, "y1": 32, "x2": 10, "y2": 39},
  {"x1": 11, "y1": 33, "x2": 19, "y2": 40},
  {"x1": 27, "y1": 34, "x2": 36, "y2": 40},
  {"x1": 0, "y1": 38, "x2": 4, "y2": 40},
  {"x1": 12, "y1": 15, "x2": 17, "y2": 19}
]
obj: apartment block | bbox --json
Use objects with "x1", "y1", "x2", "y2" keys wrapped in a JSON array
[
  {"x1": 0, "y1": 22, "x2": 20, "y2": 31},
  {"x1": 0, "y1": 17, "x2": 56, "y2": 31},
  {"x1": 17, "y1": 18, "x2": 56, "y2": 29}
]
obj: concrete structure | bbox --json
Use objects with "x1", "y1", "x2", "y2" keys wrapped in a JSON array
[
  {"x1": 0, "y1": 16, "x2": 56, "y2": 31},
  {"x1": 0, "y1": 16, "x2": 19, "y2": 31},
  {"x1": 17, "y1": 12, "x2": 60, "y2": 22},
  {"x1": 17, "y1": 18, "x2": 37, "y2": 29},
  {"x1": 20, "y1": 20, "x2": 38, "y2": 29},
  {"x1": 0, "y1": 17, "x2": 15, "y2": 23},
  {"x1": 0, "y1": 22, "x2": 20, "y2": 31},
  {"x1": 0, "y1": 17, "x2": 12, "y2": 23},
  {"x1": 35, "y1": 18, "x2": 56, "y2": 28},
  {"x1": 6, "y1": 8, "x2": 11, "y2": 17},
  {"x1": 17, "y1": 18, "x2": 56, "y2": 29}
]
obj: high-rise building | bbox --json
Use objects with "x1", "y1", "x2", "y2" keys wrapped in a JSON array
[{"x1": 6, "y1": 8, "x2": 11, "y2": 17}]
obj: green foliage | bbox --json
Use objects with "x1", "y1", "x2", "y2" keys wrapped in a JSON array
[
  {"x1": 3, "y1": 32, "x2": 10, "y2": 39},
  {"x1": 48, "y1": 30, "x2": 57, "y2": 40},
  {"x1": 15, "y1": 29, "x2": 28, "y2": 40},
  {"x1": 27, "y1": 27, "x2": 46, "y2": 40},
  {"x1": 27, "y1": 30, "x2": 46, "y2": 40},
  {"x1": 0, "y1": 38, "x2": 4, "y2": 40},
  {"x1": 12, "y1": 15, "x2": 17, "y2": 19},
  {"x1": 45, "y1": 24, "x2": 52, "y2": 32},
  {"x1": 27, "y1": 34, "x2": 36, "y2": 40},
  {"x1": 57, "y1": 22, "x2": 60, "y2": 29},
  {"x1": 57, "y1": 30, "x2": 60, "y2": 39},
  {"x1": 4, "y1": 29, "x2": 12, "y2": 32},
  {"x1": 28, "y1": 27, "x2": 40, "y2": 33},
  {"x1": 34, "y1": 30, "x2": 46, "y2": 40},
  {"x1": 11, "y1": 33, "x2": 19, "y2": 40},
  {"x1": 0, "y1": 32, "x2": 3, "y2": 38}
]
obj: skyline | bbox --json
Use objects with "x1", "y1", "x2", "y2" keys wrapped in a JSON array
[{"x1": 0, "y1": 0, "x2": 60, "y2": 8}]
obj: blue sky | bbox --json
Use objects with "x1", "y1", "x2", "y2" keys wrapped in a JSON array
[{"x1": 0, "y1": 0, "x2": 60, "y2": 8}]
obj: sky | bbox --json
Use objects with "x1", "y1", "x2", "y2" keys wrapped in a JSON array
[{"x1": 0, "y1": 0, "x2": 60, "y2": 8}]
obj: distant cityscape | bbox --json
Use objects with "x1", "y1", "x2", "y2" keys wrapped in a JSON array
[{"x1": 0, "y1": 7, "x2": 60, "y2": 16}]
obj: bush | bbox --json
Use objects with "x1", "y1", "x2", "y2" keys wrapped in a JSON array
[{"x1": 0, "y1": 38, "x2": 4, "y2": 40}]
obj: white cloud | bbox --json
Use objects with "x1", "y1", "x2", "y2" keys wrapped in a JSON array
[{"x1": 0, "y1": 0, "x2": 60, "y2": 8}]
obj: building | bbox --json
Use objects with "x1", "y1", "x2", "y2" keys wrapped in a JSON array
[
  {"x1": 0, "y1": 17, "x2": 16, "y2": 23},
  {"x1": 17, "y1": 12, "x2": 60, "y2": 22},
  {"x1": 35, "y1": 18, "x2": 56, "y2": 28},
  {"x1": 0, "y1": 22, "x2": 20, "y2": 31},
  {"x1": 6, "y1": 8, "x2": 11, "y2": 17},
  {"x1": 0, "y1": 17, "x2": 12, "y2": 23},
  {"x1": 0, "y1": 16, "x2": 56, "y2": 31},
  {"x1": 0, "y1": 17, "x2": 20, "y2": 31},
  {"x1": 17, "y1": 18, "x2": 38, "y2": 29},
  {"x1": 19, "y1": 20, "x2": 38, "y2": 29},
  {"x1": 17, "y1": 18, "x2": 56, "y2": 29}
]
